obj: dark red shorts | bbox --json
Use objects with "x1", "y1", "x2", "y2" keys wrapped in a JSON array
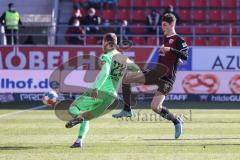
[{"x1": 143, "y1": 69, "x2": 173, "y2": 95}]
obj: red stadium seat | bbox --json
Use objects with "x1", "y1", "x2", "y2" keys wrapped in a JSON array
[
  {"x1": 148, "y1": 0, "x2": 161, "y2": 8},
  {"x1": 208, "y1": 26, "x2": 222, "y2": 35},
  {"x1": 118, "y1": 0, "x2": 130, "y2": 8},
  {"x1": 102, "y1": 10, "x2": 115, "y2": 20},
  {"x1": 194, "y1": 37, "x2": 207, "y2": 46},
  {"x1": 147, "y1": 37, "x2": 157, "y2": 45},
  {"x1": 79, "y1": 0, "x2": 87, "y2": 3},
  {"x1": 208, "y1": 37, "x2": 222, "y2": 46},
  {"x1": 209, "y1": 9, "x2": 222, "y2": 22},
  {"x1": 223, "y1": 37, "x2": 237, "y2": 46},
  {"x1": 184, "y1": 36, "x2": 192, "y2": 46},
  {"x1": 223, "y1": 26, "x2": 237, "y2": 35},
  {"x1": 178, "y1": 9, "x2": 191, "y2": 22},
  {"x1": 117, "y1": 9, "x2": 130, "y2": 20},
  {"x1": 86, "y1": 36, "x2": 97, "y2": 45},
  {"x1": 178, "y1": 0, "x2": 192, "y2": 8},
  {"x1": 195, "y1": 24, "x2": 207, "y2": 34},
  {"x1": 132, "y1": 9, "x2": 146, "y2": 21},
  {"x1": 177, "y1": 25, "x2": 192, "y2": 35},
  {"x1": 73, "y1": 0, "x2": 87, "y2": 3},
  {"x1": 224, "y1": 10, "x2": 237, "y2": 22},
  {"x1": 193, "y1": 10, "x2": 206, "y2": 22},
  {"x1": 209, "y1": 0, "x2": 222, "y2": 8},
  {"x1": 94, "y1": 9, "x2": 100, "y2": 16},
  {"x1": 72, "y1": 0, "x2": 79, "y2": 4},
  {"x1": 132, "y1": 37, "x2": 145, "y2": 45},
  {"x1": 194, "y1": 0, "x2": 207, "y2": 7},
  {"x1": 131, "y1": 23, "x2": 145, "y2": 34},
  {"x1": 162, "y1": 0, "x2": 176, "y2": 7},
  {"x1": 226, "y1": 22, "x2": 237, "y2": 26},
  {"x1": 223, "y1": 0, "x2": 237, "y2": 8},
  {"x1": 133, "y1": 0, "x2": 146, "y2": 7}
]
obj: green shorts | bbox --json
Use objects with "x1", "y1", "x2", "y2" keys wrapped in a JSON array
[{"x1": 69, "y1": 90, "x2": 116, "y2": 120}]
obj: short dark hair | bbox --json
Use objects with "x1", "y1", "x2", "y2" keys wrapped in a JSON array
[
  {"x1": 8, "y1": 3, "x2": 14, "y2": 8},
  {"x1": 162, "y1": 13, "x2": 176, "y2": 25},
  {"x1": 103, "y1": 33, "x2": 117, "y2": 45}
]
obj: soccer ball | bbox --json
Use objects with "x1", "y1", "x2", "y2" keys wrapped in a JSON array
[{"x1": 42, "y1": 91, "x2": 59, "y2": 106}]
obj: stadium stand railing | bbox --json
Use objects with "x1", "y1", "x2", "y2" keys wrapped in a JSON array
[
  {"x1": 0, "y1": 24, "x2": 240, "y2": 46},
  {"x1": 1, "y1": 0, "x2": 239, "y2": 46}
]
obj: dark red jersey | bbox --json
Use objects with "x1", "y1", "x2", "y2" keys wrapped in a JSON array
[{"x1": 158, "y1": 34, "x2": 188, "y2": 84}]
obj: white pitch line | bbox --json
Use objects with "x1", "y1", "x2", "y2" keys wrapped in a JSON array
[{"x1": 0, "y1": 105, "x2": 47, "y2": 119}]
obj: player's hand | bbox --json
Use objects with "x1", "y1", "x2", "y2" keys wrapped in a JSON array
[
  {"x1": 159, "y1": 46, "x2": 170, "y2": 55},
  {"x1": 91, "y1": 89, "x2": 98, "y2": 99}
]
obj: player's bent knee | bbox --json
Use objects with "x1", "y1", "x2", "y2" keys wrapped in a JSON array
[
  {"x1": 68, "y1": 106, "x2": 80, "y2": 118},
  {"x1": 82, "y1": 111, "x2": 95, "y2": 121}
]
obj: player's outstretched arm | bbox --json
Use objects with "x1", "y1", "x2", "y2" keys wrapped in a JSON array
[
  {"x1": 170, "y1": 48, "x2": 188, "y2": 60},
  {"x1": 171, "y1": 38, "x2": 188, "y2": 60}
]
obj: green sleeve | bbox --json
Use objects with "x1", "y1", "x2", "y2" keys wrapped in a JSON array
[{"x1": 92, "y1": 56, "x2": 110, "y2": 89}]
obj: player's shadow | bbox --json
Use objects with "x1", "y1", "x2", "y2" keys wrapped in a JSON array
[
  {"x1": 147, "y1": 143, "x2": 240, "y2": 147},
  {"x1": 143, "y1": 137, "x2": 240, "y2": 141},
  {"x1": 0, "y1": 146, "x2": 36, "y2": 150}
]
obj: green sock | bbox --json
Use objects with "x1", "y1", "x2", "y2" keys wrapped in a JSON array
[{"x1": 78, "y1": 120, "x2": 89, "y2": 141}]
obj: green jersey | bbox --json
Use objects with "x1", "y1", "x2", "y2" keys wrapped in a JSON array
[{"x1": 92, "y1": 49, "x2": 139, "y2": 97}]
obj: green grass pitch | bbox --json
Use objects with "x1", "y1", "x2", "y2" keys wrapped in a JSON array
[{"x1": 0, "y1": 105, "x2": 240, "y2": 160}]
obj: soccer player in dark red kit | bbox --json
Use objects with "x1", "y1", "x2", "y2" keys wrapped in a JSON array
[{"x1": 113, "y1": 13, "x2": 188, "y2": 139}]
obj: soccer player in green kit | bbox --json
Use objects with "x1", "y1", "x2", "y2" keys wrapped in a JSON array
[{"x1": 65, "y1": 33, "x2": 140, "y2": 148}]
